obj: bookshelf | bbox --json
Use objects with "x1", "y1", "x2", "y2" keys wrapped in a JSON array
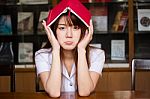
[
  {"x1": 133, "y1": 0, "x2": 150, "y2": 60},
  {"x1": 0, "y1": 0, "x2": 149, "y2": 67},
  {"x1": 0, "y1": 3, "x2": 51, "y2": 65},
  {"x1": 85, "y1": 1, "x2": 129, "y2": 63}
]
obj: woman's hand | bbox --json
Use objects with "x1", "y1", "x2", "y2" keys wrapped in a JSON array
[
  {"x1": 42, "y1": 20, "x2": 60, "y2": 51},
  {"x1": 77, "y1": 20, "x2": 93, "y2": 50}
]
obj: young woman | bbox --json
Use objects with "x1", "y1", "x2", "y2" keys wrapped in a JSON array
[{"x1": 35, "y1": 0, "x2": 105, "y2": 97}]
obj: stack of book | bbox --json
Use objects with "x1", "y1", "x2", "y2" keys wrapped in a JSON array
[{"x1": 111, "y1": 11, "x2": 128, "y2": 33}]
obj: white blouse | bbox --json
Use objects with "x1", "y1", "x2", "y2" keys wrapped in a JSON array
[{"x1": 35, "y1": 47, "x2": 105, "y2": 92}]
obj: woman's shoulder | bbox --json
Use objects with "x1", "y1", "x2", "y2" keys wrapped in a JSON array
[
  {"x1": 89, "y1": 46, "x2": 105, "y2": 65},
  {"x1": 89, "y1": 46, "x2": 104, "y2": 55},
  {"x1": 89, "y1": 46, "x2": 105, "y2": 60},
  {"x1": 35, "y1": 48, "x2": 52, "y2": 57}
]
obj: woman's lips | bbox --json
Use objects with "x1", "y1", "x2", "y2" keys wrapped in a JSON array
[{"x1": 64, "y1": 41, "x2": 73, "y2": 45}]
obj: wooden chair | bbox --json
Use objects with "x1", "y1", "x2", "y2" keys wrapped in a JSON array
[{"x1": 131, "y1": 59, "x2": 150, "y2": 91}]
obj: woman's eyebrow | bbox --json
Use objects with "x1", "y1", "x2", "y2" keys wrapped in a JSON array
[{"x1": 58, "y1": 24, "x2": 66, "y2": 25}]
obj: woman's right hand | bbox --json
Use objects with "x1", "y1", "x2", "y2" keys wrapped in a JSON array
[{"x1": 42, "y1": 20, "x2": 60, "y2": 51}]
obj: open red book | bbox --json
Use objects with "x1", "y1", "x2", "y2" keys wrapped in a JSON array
[{"x1": 47, "y1": 0, "x2": 91, "y2": 27}]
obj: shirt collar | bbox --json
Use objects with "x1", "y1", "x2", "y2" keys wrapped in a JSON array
[{"x1": 62, "y1": 63, "x2": 76, "y2": 80}]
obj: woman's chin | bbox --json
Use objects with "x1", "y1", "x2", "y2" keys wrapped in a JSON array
[{"x1": 62, "y1": 46, "x2": 76, "y2": 50}]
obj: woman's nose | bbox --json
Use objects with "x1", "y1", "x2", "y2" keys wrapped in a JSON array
[{"x1": 66, "y1": 27, "x2": 72, "y2": 38}]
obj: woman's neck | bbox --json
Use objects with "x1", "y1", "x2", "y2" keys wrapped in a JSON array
[
  {"x1": 62, "y1": 49, "x2": 74, "y2": 60},
  {"x1": 62, "y1": 49, "x2": 75, "y2": 76}
]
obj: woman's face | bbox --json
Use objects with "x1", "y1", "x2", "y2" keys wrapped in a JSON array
[{"x1": 56, "y1": 16, "x2": 81, "y2": 50}]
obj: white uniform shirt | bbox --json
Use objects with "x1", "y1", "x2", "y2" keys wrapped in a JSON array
[{"x1": 35, "y1": 48, "x2": 105, "y2": 92}]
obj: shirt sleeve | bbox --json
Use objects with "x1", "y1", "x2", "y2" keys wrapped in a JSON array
[
  {"x1": 89, "y1": 48, "x2": 105, "y2": 75},
  {"x1": 35, "y1": 49, "x2": 52, "y2": 76}
]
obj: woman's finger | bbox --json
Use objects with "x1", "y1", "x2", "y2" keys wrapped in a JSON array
[
  {"x1": 89, "y1": 19, "x2": 93, "y2": 35},
  {"x1": 87, "y1": 19, "x2": 93, "y2": 40},
  {"x1": 90, "y1": 19, "x2": 94, "y2": 34},
  {"x1": 42, "y1": 20, "x2": 52, "y2": 41},
  {"x1": 47, "y1": 26, "x2": 55, "y2": 39},
  {"x1": 42, "y1": 20, "x2": 49, "y2": 33}
]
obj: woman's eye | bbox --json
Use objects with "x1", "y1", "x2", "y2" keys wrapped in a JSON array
[
  {"x1": 58, "y1": 27, "x2": 66, "y2": 30},
  {"x1": 73, "y1": 26, "x2": 80, "y2": 30}
]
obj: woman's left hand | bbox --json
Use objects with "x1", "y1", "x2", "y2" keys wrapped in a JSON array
[{"x1": 78, "y1": 19, "x2": 93, "y2": 50}]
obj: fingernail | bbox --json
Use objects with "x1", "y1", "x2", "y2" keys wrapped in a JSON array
[{"x1": 43, "y1": 20, "x2": 46, "y2": 23}]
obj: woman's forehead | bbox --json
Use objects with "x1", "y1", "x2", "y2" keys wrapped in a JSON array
[{"x1": 58, "y1": 16, "x2": 73, "y2": 25}]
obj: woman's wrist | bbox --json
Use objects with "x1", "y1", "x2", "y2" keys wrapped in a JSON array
[
  {"x1": 77, "y1": 48, "x2": 86, "y2": 54},
  {"x1": 52, "y1": 49, "x2": 60, "y2": 54}
]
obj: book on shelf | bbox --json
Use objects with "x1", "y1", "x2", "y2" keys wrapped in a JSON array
[
  {"x1": 0, "y1": 42, "x2": 14, "y2": 64},
  {"x1": 111, "y1": 11, "x2": 128, "y2": 33},
  {"x1": 0, "y1": 15, "x2": 12, "y2": 35},
  {"x1": 17, "y1": 12, "x2": 33, "y2": 35},
  {"x1": 111, "y1": 40, "x2": 125, "y2": 61},
  {"x1": 38, "y1": 11, "x2": 49, "y2": 34},
  {"x1": 137, "y1": 9, "x2": 150, "y2": 31},
  {"x1": 17, "y1": 0, "x2": 48, "y2": 4},
  {"x1": 18, "y1": 42, "x2": 33, "y2": 63},
  {"x1": 90, "y1": 6, "x2": 108, "y2": 33}
]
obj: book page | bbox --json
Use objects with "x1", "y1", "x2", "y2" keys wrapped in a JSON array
[
  {"x1": 0, "y1": 15, "x2": 12, "y2": 35},
  {"x1": 90, "y1": 6, "x2": 108, "y2": 33},
  {"x1": 38, "y1": 11, "x2": 48, "y2": 34},
  {"x1": 138, "y1": 9, "x2": 150, "y2": 31},
  {"x1": 111, "y1": 40, "x2": 125, "y2": 60},
  {"x1": 18, "y1": 12, "x2": 33, "y2": 35},
  {"x1": 18, "y1": 43, "x2": 33, "y2": 63}
]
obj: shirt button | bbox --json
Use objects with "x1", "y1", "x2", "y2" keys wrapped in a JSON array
[{"x1": 70, "y1": 82, "x2": 73, "y2": 86}]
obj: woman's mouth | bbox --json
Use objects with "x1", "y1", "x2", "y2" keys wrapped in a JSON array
[{"x1": 64, "y1": 41, "x2": 73, "y2": 45}]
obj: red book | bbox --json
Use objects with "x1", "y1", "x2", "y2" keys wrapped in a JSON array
[
  {"x1": 47, "y1": 0, "x2": 91, "y2": 27},
  {"x1": 80, "y1": 0, "x2": 90, "y2": 3}
]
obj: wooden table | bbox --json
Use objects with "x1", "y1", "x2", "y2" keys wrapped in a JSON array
[{"x1": 0, "y1": 91, "x2": 150, "y2": 99}]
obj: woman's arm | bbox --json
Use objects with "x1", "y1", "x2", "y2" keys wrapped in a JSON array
[
  {"x1": 40, "y1": 50, "x2": 61, "y2": 98},
  {"x1": 77, "y1": 20, "x2": 99, "y2": 96},
  {"x1": 39, "y1": 20, "x2": 61, "y2": 97},
  {"x1": 77, "y1": 49, "x2": 100, "y2": 96}
]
